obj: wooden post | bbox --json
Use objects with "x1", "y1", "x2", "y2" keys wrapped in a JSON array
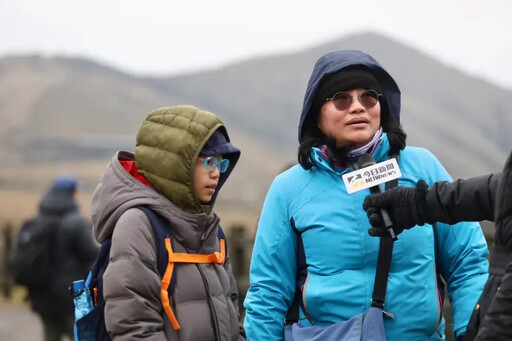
[
  {"x1": 229, "y1": 226, "x2": 246, "y2": 278},
  {"x1": 1, "y1": 222, "x2": 14, "y2": 298},
  {"x1": 228, "y1": 225, "x2": 252, "y2": 315}
]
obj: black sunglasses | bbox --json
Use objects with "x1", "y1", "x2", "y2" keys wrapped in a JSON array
[{"x1": 325, "y1": 89, "x2": 382, "y2": 111}]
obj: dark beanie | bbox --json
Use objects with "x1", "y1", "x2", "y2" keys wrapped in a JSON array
[
  {"x1": 313, "y1": 68, "x2": 382, "y2": 112},
  {"x1": 200, "y1": 129, "x2": 240, "y2": 156}
]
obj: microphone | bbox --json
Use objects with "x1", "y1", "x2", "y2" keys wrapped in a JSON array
[{"x1": 357, "y1": 153, "x2": 398, "y2": 241}]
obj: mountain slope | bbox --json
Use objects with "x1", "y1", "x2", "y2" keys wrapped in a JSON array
[
  {"x1": 1, "y1": 32, "x2": 511, "y2": 209},
  {"x1": 144, "y1": 32, "x2": 512, "y2": 177}
]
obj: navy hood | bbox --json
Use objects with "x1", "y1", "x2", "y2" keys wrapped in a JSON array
[
  {"x1": 200, "y1": 129, "x2": 240, "y2": 158},
  {"x1": 200, "y1": 127, "x2": 241, "y2": 206},
  {"x1": 298, "y1": 50, "x2": 401, "y2": 143}
]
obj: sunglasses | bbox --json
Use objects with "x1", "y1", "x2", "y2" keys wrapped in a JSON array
[
  {"x1": 197, "y1": 156, "x2": 230, "y2": 173},
  {"x1": 325, "y1": 89, "x2": 382, "y2": 111}
]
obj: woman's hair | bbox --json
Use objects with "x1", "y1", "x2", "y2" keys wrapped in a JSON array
[{"x1": 297, "y1": 98, "x2": 407, "y2": 170}]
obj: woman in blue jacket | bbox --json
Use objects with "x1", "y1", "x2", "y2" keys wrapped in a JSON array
[{"x1": 243, "y1": 50, "x2": 489, "y2": 340}]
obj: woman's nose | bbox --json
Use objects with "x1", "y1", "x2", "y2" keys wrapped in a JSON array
[{"x1": 349, "y1": 95, "x2": 365, "y2": 112}]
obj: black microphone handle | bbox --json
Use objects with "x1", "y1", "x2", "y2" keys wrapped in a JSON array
[
  {"x1": 380, "y1": 208, "x2": 397, "y2": 240},
  {"x1": 358, "y1": 153, "x2": 398, "y2": 240}
]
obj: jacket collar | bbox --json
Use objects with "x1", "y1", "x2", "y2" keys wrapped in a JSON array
[{"x1": 311, "y1": 133, "x2": 391, "y2": 175}]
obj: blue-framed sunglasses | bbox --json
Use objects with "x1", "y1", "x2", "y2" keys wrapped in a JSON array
[{"x1": 197, "y1": 156, "x2": 230, "y2": 173}]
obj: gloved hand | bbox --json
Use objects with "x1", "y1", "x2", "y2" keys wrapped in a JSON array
[{"x1": 363, "y1": 180, "x2": 430, "y2": 237}]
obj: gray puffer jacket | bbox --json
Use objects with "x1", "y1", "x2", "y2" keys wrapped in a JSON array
[
  {"x1": 91, "y1": 151, "x2": 244, "y2": 340},
  {"x1": 91, "y1": 106, "x2": 244, "y2": 340}
]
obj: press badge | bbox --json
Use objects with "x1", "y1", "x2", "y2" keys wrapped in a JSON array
[{"x1": 342, "y1": 158, "x2": 402, "y2": 194}]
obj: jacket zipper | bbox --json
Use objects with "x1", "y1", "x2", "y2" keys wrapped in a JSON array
[{"x1": 197, "y1": 264, "x2": 221, "y2": 341}]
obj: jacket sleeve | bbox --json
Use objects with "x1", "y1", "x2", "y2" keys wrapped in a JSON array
[
  {"x1": 243, "y1": 178, "x2": 298, "y2": 340},
  {"x1": 424, "y1": 158, "x2": 490, "y2": 338},
  {"x1": 426, "y1": 173, "x2": 500, "y2": 224},
  {"x1": 103, "y1": 208, "x2": 167, "y2": 341},
  {"x1": 70, "y1": 214, "x2": 100, "y2": 262}
]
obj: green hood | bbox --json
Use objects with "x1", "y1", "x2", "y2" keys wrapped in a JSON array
[{"x1": 135, "y1": 105, "x2": 238, "y2": 214}]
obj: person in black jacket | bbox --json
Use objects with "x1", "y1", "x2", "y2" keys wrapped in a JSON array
[
  {"x1": 362, "y1": 149, "x2": 512, "y2": 341},
  {"x1": 16, "y1": 174, "x2": 99, "y2": 341}
]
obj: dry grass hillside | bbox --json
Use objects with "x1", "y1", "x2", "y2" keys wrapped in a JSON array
[{"x1": 1, "y1": 31, "x2": 511, "y2": 226}]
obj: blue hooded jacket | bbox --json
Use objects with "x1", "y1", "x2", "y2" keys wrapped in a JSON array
[{"x1": 244, "y1": 50, "x2": 489, "y2": 340}]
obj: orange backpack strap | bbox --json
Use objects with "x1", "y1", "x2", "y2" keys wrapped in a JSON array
[
  {"x1": 160, "y1": 237, "x2": 226, "y2": 330},
  {"x1": 168, "y1": 239, "x2": 226, "y2": 265},
  {"x1": 161, "y1": 238, "x2": 179, "y2": 330}
]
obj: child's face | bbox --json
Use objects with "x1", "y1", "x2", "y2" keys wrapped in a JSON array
[{"x1": 194, "y1": 156, "x2": 222, "y2": 204}]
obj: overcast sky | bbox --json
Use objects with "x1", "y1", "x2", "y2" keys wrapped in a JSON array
[{"x1": 2, "y1": 0, "x2": 512, "y2": 89}]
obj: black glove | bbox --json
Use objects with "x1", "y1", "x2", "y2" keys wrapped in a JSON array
[{"x1": 363, "y1": 180, "x2": 429, "y2": 237}]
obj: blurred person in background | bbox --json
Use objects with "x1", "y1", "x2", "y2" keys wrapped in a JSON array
[
  {"x1": 243, "y1": 49, "x2": 489, "y2": 340},
  {"x1": 11, "y1": 174, "x2": 98, "y2": 341},
  {"x1": 363, "y1": 149, "x2": 512, "y2": 341}
]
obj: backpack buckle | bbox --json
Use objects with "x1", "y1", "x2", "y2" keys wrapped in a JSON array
[
  {"x1": 212, "y1": 252, "x2": 224, "y2": 264},
  {"x1": 371, "y1": 298, "x2": 385, "y2": 309}
]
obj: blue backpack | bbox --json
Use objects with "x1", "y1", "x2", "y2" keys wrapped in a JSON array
[{"x1": 72, "y1": 206, "x2": 227, "y2": 341}]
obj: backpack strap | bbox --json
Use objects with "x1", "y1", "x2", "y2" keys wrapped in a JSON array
[
  {"x1": 164, "y1": 239, "x2": 225, "y2": 264},
  {"x1": 86, "y1": 239, "x2": 112, "y2": 307},
  {"x1": 217, "y1": 226, "x2": 228, "y2": 255},
  {"x1": 136, "y1": 206, "x2": 226, "y2": 331},
  {"x1": 137, "y1": 206, "x2": 170, "y2": 276},
  {"x1": 432, "y1": 221, "x2": 445, "y2": 327},
  {"x1": 370, "y1": 175, "x2": 397, "y2": 309},
  {"x1": 160, "y1": 235, "x2": 226, "y2": 330},
  {"x1": 370, "y1": 154, "x2": 399, "y2": 309}
]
